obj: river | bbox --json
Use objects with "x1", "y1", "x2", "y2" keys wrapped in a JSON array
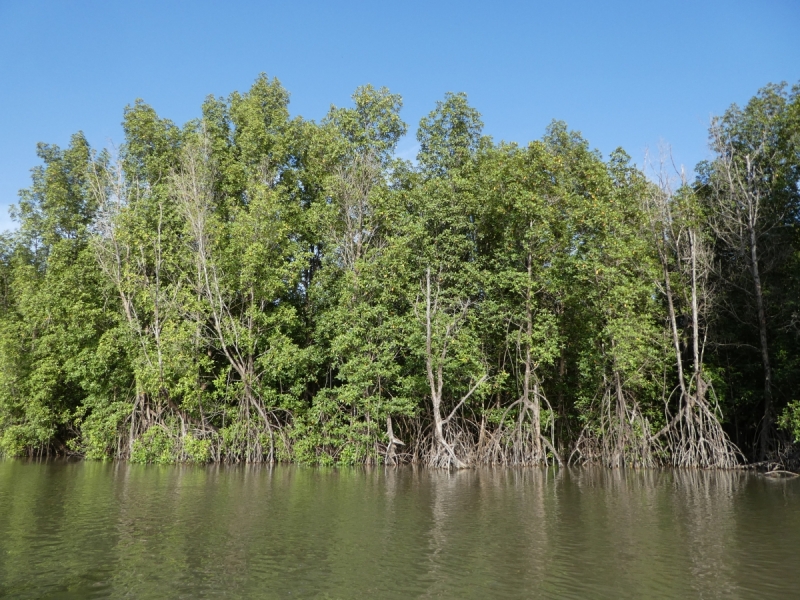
[{"x1": 0, "y1": 461, "x2": 797, "y2": 598}]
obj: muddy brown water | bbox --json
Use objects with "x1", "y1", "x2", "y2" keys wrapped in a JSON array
[{"x1": 0, "y1": 461, "x2": 797, "y2": 599}]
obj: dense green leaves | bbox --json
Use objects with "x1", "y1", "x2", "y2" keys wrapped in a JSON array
[{"x1": 1, "y1": 77, "x2": 798, "y2": 467}]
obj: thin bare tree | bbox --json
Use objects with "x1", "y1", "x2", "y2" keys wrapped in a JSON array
[
  {"x1": 645, "y1": 151, "x2": 739, "y2": 467},
  {"x1": 705, "y1": 123, "x2": 786, "y2": 459},
  {"x1": 418, "y1": 267, "x2": 486, "y2": 468}
]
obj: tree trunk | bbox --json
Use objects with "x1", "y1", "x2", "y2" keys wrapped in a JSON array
[
  {"x1": 750, "y1": 224, "x2": 773, "y2": 459},
  {"x1": 424, "y1": 268, "x2": 466, "y2": 469},
  {"x1": 523, "y1": 251, "x2": 543, "y2": 462}
]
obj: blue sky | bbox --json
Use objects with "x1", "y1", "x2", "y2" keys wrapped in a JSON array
[{"x1": 1, "y1": 0, "x2": 798, "y2": 232}]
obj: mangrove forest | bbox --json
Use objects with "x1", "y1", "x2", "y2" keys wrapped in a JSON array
[{"x1": 1, "y1": 76, "x2": 798, "y2": 469}]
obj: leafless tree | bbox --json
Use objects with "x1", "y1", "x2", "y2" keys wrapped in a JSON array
[
  {"x1": 329, "y1": 151, "x2": 382, "y2": 274},
  {"x1": 89, "y1": 149, "x2": 206, "y2": 458},
  {"x1": 417, "y1": 267, "x2": 486, "y2": 468},
  {"x1": 171, "y1": 137, "x2": 280, "y2": 462},
  {"x1": 705, "y1": 123, "x2": 786, "y2": 459},
  {"x1": 645, "y1": 151, "x2": 739, "y2": 467}
]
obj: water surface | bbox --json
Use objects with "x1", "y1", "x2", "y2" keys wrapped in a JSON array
[{"x1": 0, "y1": 461, "x2": 797, "y2": 599}]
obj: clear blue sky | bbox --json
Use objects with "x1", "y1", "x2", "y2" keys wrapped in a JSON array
[{"x1": 1, "y1": 0, "x2": 798, "y2": 232}]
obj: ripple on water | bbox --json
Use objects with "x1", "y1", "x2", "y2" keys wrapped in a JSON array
[{"x1": 0, "y1": 462, "x2": 799, "y2": 599}]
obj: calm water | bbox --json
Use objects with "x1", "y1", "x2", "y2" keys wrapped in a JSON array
[{"x1": 0, "y1": 461, "x2": 798, "y2": 599}]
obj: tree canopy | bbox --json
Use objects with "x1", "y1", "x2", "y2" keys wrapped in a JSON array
[{"x1": 1, "y1": 75, "x2": 798, "y2": 467}]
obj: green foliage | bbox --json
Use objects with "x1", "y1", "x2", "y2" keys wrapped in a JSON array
[
  {"x1": 183, "y1": 433, "x2": 212, "y2": 463},
  {"x1": 131, "y1": 426, "x2": 175, "y2": 465},
  {"x1": 1, "y1": 76, "x2": 797, "y2": 465},
  {"x1": 417, "y1": 92, "x2": 483, "y2": 174},
  {"x1": 779, "y1": 401, "x2": 800, "y2": 443},
  {"x1": 697, "y1": 82, "x2": 800, "y2": 454}
]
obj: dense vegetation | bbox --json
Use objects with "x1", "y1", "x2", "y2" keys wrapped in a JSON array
[{"x1": 1, "y1": 76, "x2": 798, "y2": 467}]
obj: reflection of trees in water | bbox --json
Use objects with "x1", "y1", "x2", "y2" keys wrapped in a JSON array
[
  {"x1": 671, "y1": 470, "x2": 742, "y2": 599},
  {"x1": 566, "y1": 469, "x2": 674, "y2": 596},
  {"x1": 420, "y1": 468, "x2": 463, "y2": 597},
  {"x1": 415, "y1": 468, "x2": 564, "y2": 597},
  {"x1": 574, "y1": 469, "x2": 744, "y2": 598},
  {"x1": 6, "y1": 463, "x2": 799, "y2": 598},
  {"x1": 553, "y1": 468, "x2": 743, "y2": 598},
  {"x1": 406, "y1": 467, "x2": 752, "y2": 598}
]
